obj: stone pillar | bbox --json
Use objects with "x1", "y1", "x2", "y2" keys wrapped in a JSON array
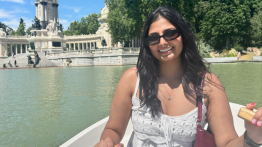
[
  {"x1": 56, "y1": 5, "x2": 59, "y2": 23},
  {"x1": 89, "y1": 42, "x2": 91, "y2": 49},
  {"x1": 4, "y1": 44, "x2": 8, "y2": 57},
  {"x1": 15, "y1": 44, "x2": 17, "y2": 55},
  {"x1": 86, "y1": 43, "x2": 88, "y2": 50},
  {"x1": 20, "y1": 44, "x2": 22, "y2": 54},
  {"x1": 52, "y1": 4, "x2": 56, "y2": 22},
  {"x1": 78, "y1": 43, "x2": 80, "y2": 50},
  {"x1": 44, "y1": 4, "x2": 47, "y2": 24},
  {"x1": 74, "y1": 43, "x2": 76, "y2": 51},
  {"x1": 41, "y1": 2, "x2": 45, "y2": 28},
  {"x1": 10, "y1": 44, "x2": 13, "y2": 56},
  {"x1": 26, "y1": 44, "x2": 28, "y2": 53},
  {"x1": 132, "y1": 39, "x2": 134, "y2": 47},
  {"x1": 35, "y1": 4, "x2": 38, "y2": 17}
]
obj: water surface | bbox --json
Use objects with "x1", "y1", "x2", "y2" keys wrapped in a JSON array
[{"x1": 0, "y1": 63, "x2": 261, "y2": 146}]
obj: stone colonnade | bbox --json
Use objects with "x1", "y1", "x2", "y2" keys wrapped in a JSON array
[
  {"x1": 129, "y1": 37, "x2": 141, "y2": 47},
  {"x1": 66, "y1": 42, "x2": 97, "y2": 51},
  {"x1": 0, "y1": 43, "x2": 29, "y2": 57}
]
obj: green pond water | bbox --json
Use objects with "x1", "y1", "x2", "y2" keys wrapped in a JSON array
[{"x1": 0, "y1": 63, "x2": 261, "y2": 147}]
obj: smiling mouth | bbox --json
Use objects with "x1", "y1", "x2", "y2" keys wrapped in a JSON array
[{"x1": 159, "y1": 47, "x2": 173, "y2": 53}]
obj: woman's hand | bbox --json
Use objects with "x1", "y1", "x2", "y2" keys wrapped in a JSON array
[
  {"x1": 94, "y1": 137, "x2": 124, "y2": 147},
  {"x1": 245, "y1": 102, "x2": 262, "y2": 144}
]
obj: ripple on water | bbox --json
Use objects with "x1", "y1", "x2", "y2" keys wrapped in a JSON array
[{"x1": 0, "y1": 64, "x2": 261, "y2": 146}]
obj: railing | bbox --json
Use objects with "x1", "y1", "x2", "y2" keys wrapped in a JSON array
[
  {"x1": 5, "y1": 35, "x2": 31, "y2": 39},
  {"x1": 46, "y1": 47, "x2": 140, "y2": 58},
  {"x1": 46, "y1": 50, "x2": 91, "y2": 58},
  {"x1": 64, "y1": 34, "x2": 101, "y2": 39},
  {"x1": 92, "y1": 47, "x2": 140, "y2": 54}
]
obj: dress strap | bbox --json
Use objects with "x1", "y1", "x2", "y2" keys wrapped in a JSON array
[{"x1": 133, "y1": 74, "x2": 140, "y2": 98}]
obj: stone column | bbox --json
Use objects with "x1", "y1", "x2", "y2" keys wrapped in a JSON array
[
  {"x1": 86, "y1": 43, "x2": 88, "y2": 50},
  {"x1": 74, "y1": 43, "x2": 76, "y2": 50},
  {"x1": 10, "y1": 44, "x2": 13, "y2": 56},
  {"x1": 0, "y1": 43, "x2": 1, "y2": 57},
  {"x1": 20, "y1": 44, "x2": 22, "y2": 54},
  {"x1": 44, "y1": 4, "x2": 47, "y2": 24},
  {"x1": 132, "y1": 39, "x2": 134, "y2": 47},
  {"x1": 35, "y1": 4, "x2": 38, "y2": 17},
  {"x1": 89, "y1": 42, "x2": 91, "y2": 49},
  {"x1": 56, "y1": 5, "x2": 59, "y2": 23},
  {"x1": 26, "y1": 44, "x2": 28, "y2": 53},
  {"x1": 52, "y1": 4, "x2": 56, "y2": 21},
  {"x1": 41, "y1": 2, "x2": 45, "y2": 28},
  {"x1": 4, "y1": 44, "x2": 8, "y2": 57},
  {"x1": 15, "y1": 44, "x2": 17, "y2": 55},
  {"x1": 78, "y1": 43, "x2": 80, "y2": 50}
]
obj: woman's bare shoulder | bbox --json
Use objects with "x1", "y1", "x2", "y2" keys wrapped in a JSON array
[
  {"x1": 204, "y1": 72, "x2": 224, "y2": 91},
  {"x1": 121, "y1": 66, "x2": 138, "y2": 81}
]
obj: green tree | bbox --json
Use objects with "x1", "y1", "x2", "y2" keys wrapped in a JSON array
[
  {"x1": 251, "y1": 1, "x2": 262, "y2": 47},
  {"x1": 10, "y1": 30, "x2": 16, "y2": 35},
  {"x1": 63, "y1": 13, "x2": 100, "y2": 35},
  {"x1": 16, "y1": 18, "x2": 26, "y2": 36},
  {"x1": 59, "y1": 24, "x2": 64, "y2": 32},
  {"x1": 26, "y1": 26, "x2": 32, "y2": 35},
  {"x1": 0, "y1": 22, "x2": 14, "y2": 35},
  {"x1": 105, "y1": 0, "x2": 199, "y2": 44},
  {"x1": 199, "y1": 0, "x2": 251, "y2": 50}
]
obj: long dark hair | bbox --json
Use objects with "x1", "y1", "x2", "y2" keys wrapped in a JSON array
[{"x1": 137, "y1": 6, "x2": 210, "y2": 117}]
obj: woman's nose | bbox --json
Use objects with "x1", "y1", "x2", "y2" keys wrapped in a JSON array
[{"x1": 159, "y1": 37, "x2": 168, "y2": 46}]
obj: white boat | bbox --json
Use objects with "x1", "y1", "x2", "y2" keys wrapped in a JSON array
[{"x1": 60, "y1": 102, "x2": 248, "y2": 147}]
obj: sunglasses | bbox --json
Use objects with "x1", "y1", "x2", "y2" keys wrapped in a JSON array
[{"x1": 144, "y1": 29, "x2": 181, "y2": 46}]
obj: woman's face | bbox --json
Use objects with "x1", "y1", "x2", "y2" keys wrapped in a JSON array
[{"x1": 148, "y1": 17, "x2": 183, "y2": 62}]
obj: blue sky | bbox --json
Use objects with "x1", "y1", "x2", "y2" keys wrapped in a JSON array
[{"x1": 0, "y1": 0, "x2": 107, "y2": 30}]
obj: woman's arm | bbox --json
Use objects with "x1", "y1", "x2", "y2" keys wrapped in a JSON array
[
  {"x1": 205, "y1": 73, "x2": 262, "y2": 147},
  {"x1": 95, "y1": 67, "x2": 138, "y2": 147}
]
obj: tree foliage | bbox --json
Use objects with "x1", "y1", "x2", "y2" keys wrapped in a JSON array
[
  {"x1": 0, "y1": 22, "x2": 14, "y2": 35},
  {"x1": 198, "y1": 0, "x2": 252, "y2": 49},
  {"x1": 16, "y1": 18, "x2": 26, "y2": 36},
  {"x1": 63, "y1": 13, "x2": 100, "y2": 35},
  {"x1": 26, "y1": 26, "x2": 32, "y2": 35},
  {"x1": 105, "y1": 0, "x2": 198, "y2": 44},
  {"x1": 251, "y1": 1, "x2": 262, "y2": 47}
]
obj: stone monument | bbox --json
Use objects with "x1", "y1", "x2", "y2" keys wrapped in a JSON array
[
  {"x1": 0, "y1": 28, "x2": 6, "y2": 38},
  {"x1": 27, "y1": 0, "x2": 66, "y2": 53}
]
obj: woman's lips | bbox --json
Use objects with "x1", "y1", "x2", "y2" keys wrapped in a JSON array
[{"x1": 158, "y1": 47, "x2": 173, "y2": 54}]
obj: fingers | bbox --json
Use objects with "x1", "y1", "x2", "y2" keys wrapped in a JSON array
[
  {"x1": 246, "y1": 102, "x2": 256, "y2": 110},
  {"x1": 114, "y1": 143, "x2": 124, "y2": 147},
  {"x1": 94, "y1": 137, "x2": 114, "y2": 147},
  {"x1": 252, "y1": 107, "x2": 262, "y2": 127}
]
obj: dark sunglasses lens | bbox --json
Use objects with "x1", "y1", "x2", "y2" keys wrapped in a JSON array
[
  {"x1": 164, "y1": 30, "x2": 179, "y2": 40},
  {"x1": 145, "y1": 36, "x2": 159, "y2": 46}
]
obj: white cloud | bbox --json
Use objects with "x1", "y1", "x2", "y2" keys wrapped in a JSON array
[
  {"x1": 0, "y1": 9, "x2": 14, "y2": 18},
  {"x1": 30, "y1": 0, "x2": 34, "y2": 5},
  {"x1": 59, "y1": 19, "x2": 70, "y2": 30},
  {"x1": 0, "y1": 0, "x2": 25, "y2": 4},
  {"x1": 65, "y1": 15, "x2": 72, "y2": 18},
  {"x1": 63, "y1": 6, "x2": 82, "y2": 13},
  {"x1": 3, "y1": 18, "x2": 20, "y2": 30},
  {"x1": 0, "y1": 8, "x2": 28, "y2": 18},
  {"x1": 2, "y1": 17, "x2": 33, "y2": 31}
]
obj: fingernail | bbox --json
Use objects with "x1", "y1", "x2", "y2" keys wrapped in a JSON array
[
  {"x1": 251, "y1": 102, "x2": 256, "y2": 105},
  {"x1": 252, "y1": 119, "x2": 257, "y2": 124},
  {"x1": 257, "y1": 121, "x2": 262, "y2": 127}
]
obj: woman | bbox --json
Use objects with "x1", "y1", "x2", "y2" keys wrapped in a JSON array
[{"x1": 95, "y1": 6, "x2": 262, "y2": 147}]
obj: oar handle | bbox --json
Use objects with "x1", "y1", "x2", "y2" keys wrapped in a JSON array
[{"x1": 238, "y1": 107, "x2": 256, "y2": 123}]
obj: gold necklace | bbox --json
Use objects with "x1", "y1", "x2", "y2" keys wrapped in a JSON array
[{"x1": 163, "y1": 84, "x2": 175, "y2": 100}]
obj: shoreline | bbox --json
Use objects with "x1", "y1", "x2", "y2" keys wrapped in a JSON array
[{"x1": 1, "y1": 58, "x2": 262, "y2": 69}]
